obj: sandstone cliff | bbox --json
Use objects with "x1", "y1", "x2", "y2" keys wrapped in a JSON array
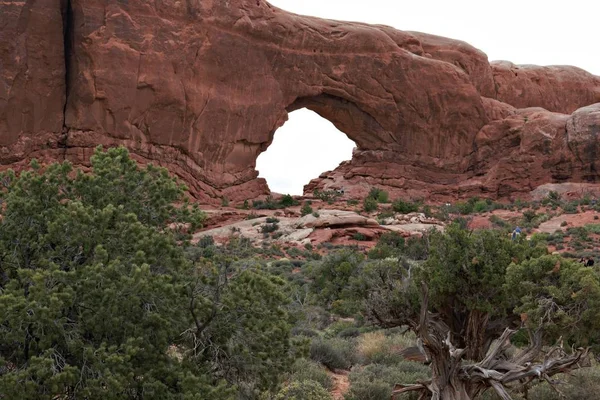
[{"x1": 1, "y1": 0, "x2": 599, "y2": 202}]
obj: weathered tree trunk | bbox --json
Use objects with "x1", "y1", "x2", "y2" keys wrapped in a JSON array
[
  {"x1": 464, "y1": 309, "x2": 489, "y2": 361},
  {"x1": 392, "y1": 284, "x2": 590, "y2": 400}
]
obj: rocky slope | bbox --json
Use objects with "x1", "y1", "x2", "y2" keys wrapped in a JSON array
[{"x1": 1, "y1": 0, "x2": 599, "y2": 203}]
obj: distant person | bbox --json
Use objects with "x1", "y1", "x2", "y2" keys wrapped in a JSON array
[
  {"x1": 580, "y1": 257, "x2": 587, "y2": 264},
  {"x1": 511, "y1": 226, "x2": 522, "y2": 241},
  {"x1": 586, "y1": 258, "x2": 595, "y2": 267}
]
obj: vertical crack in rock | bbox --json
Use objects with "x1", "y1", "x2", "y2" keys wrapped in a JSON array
[{"x1": 59, "y1": 0, "x2": 73, "y2": 157}]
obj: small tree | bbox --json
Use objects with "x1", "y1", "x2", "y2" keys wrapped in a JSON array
[
  {"x1": 356, "y1": 224, "x2": 598, "y2": 399},
  {"x1": 0, "y1": 147, "x2": 222, "y2": 399}
]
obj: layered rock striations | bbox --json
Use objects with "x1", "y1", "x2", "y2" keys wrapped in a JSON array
[{"x1": 1, "y1": 0, "x2": 599, "y2": 202}]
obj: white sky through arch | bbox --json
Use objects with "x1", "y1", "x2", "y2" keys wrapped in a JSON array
[
  {"x1": 256, "y1": 109, "x2": 356, "y2": 195},
  {"x1": 259, "y1": 0, "x2": 600, "y2": 194}
]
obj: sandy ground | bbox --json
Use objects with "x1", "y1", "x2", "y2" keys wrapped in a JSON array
[{"x1": 329, "y1": 370, "x2": 350, "y2": 400}]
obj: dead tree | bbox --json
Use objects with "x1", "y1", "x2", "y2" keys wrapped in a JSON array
[{"x1": 391, "y1": 284, "x2": 590, "y2": 400}]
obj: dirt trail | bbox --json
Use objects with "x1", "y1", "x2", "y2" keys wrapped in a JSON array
[
  {"x1": 538, "y1": 210, "x2": 599, "y2": 233},
  {"x1": 329, "y1": 370, "x2": 350, "y2": 400}
]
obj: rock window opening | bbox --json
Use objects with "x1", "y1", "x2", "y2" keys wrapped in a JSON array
[{"x1": 256, "y1": 109, "x2": 356, "y2": 195}]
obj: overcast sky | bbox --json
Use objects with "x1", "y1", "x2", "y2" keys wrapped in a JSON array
[{"x1": 256, "y1": 0, "x2": 600, "y2": 195}]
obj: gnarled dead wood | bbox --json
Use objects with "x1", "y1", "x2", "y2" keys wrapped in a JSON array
[{"x1": 391, "y1": 283, "x2": 591, "y2": 400}]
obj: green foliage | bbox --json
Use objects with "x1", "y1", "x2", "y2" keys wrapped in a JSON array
[
  {"x1": 352, "y1": 232, "x2": 367, "y2": 241},
  {"x1": 363, "y1": 197, "x2": 378, "y2": 212},
  {"x1": 309, "y1": 338, "x2": 357, "y2": 370},
  {"x1": 289, "y1": 359, "x2": 333, "y2": 390},
  {"x1": 368, "y1": 187, "x2": 389, "y2": 203},
  {"x1": 367, "y1": 232, "x2": 429, "y2": 260},
  {"x1": 308, "y1": 250, "x2": 365, "y2": 315},
  {"x1": 261, "y1": 222, "x2": 279, "y2": 234},
  {"x1": 522, "y1": 209, "x2": 537, "y2": 223},
  {"x1": 506, "y1": 255, "x2": 600, "y2": 350},
  {"x1": 542, "y1": 190, "x2": 562, "y2": 207},
  {"x1": 280, "y1": 194, "x2": 299, "y2": 207},
  {"x1": 186, "y1": 259, "x2": 297, "y2": 397},
  {"x1": 0, "y1": 147, "x2": 297, "y2": 399},
  {"x1": 391, "y1": 199, "x2": 419, "y2": 214},
  {"x1": 563, "y1": 201, "x2": 579, "y2": 214},
  {"x1": 338, "y1": 327, "x2": 361, "y2": 338},
  {"x1": 421, "y1": 224, "x2": 545, "y2": 314},
  {"x1": 301, "y1": 201, "x2": 313, "y2": 217},
  {"x1": 473, "y1": 199, "x2": 490, "y2": 213},
  {"x1": 0, "y1": 147, "x2": 232, "y2": 399},
  {"x1": 489, "y1": 214, "x2": 507, "y2": 228},
  {"x1": 253, "y1": 195, "x2": 297, "y2": 210},
  {"x1": 313, "y1": 190, "x2": 341, "y2": 204},
  {"x1": 276, "y1": 380, "x2": 332, "y2": 400},
  {"x1": 454, "y1": 200, "x2": 474, "y2": 215},
  {"x1": 345, "y1": 362, "x2": 430, "y2": 400},
  {"x1": 585, "y1": 223, "x2": 600, "y2": 234}
]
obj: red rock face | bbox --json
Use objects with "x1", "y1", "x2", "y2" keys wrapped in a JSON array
[
  {"x1": 1, "y1": 0, "x2": 599, "y2": 203},
  {"x1": 0, "y1": 0, "x2": 66, "y2": 160}
]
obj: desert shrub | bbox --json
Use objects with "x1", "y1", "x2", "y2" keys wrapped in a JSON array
[
  {"x1": 585, "y1": 223, "x2": 600, "y2": 234},
  {"x1": 309, "y1": 338, "x2": 357, "y2": 370},
  {"x1": 352, "y1": 232, "x2": 367, "y2": 241},
  {"x1": 253, "y1": 196, "x2": 277, "y2": 209},
  {"x1": 377, "y1": 209, "x2": 395, "y2": 222},
  {"x1": 363, "y1": 197, "x2": 378, "y2": 212},
  {"x1": 421, "y1": 204, "x2": 433, "y2": 217},
  {"x1": 357, "y1": 331, "x2": 387, "y2": 364},
  {"x1": 276, "y1": 380, "x2": 332, "y2": 400},
  {"x1": 473, "y1": 199, "x2": 490, "y2": 213},
  {"x1": 261, "y1": 222, "x2": 279, "y2": 234},
  {"x1": 286, "y1": 247, "x2": 303, "y2": 259},
  {"x1": 404, "y1": 235, "x2": 429, "y2": 260},
  {"x1": 289, "y1": 359, "x2": 334, "y2": 390},
  {"x1": 563, "y1": 201, "x2": 579, "y2": 214},
  {"x1": 347, "y1": 199, "x2": 359, "y2": 206},
  {"x1": 356, "y1": 330, "x2": 416, "y2": 365},
  {"x1": 522, "y1": 209, "x2": 537, "y2": 223},
  {"x1": 345, "y1": 362, "x2": 430, "y2": 400},
  {"x1": 301, "y1": 201, "x2": 313, "y2": 216},
  {"x1": 567, "y1": 226, "x2": 590, "y2": 241},
  {"x1": 291, "y1": 327, "x2": 320, "y2": 338},
  {"x1": 344, "y1": 377, "x2": 390, "y2": 400},
  {"x1": 314, "y1": 190, "x2": 341, "y2": 204},
  {"x1": 280, "y1": 194, "x2": 298, "y2": 207},
  {"x1": 392, "y1": 199, "x2": 419, "y2": 214},
  {"x1": 196, "y1": 234, "x2": 215, "y2": 248},
  {"x1": 253, "y1": 195, "x2": 298, "y2": 210},
  {"x1": 489, "y1": 214, "x2": 507, "y2": 228},
  {"x1": 324, "y1": 320, "x2": 356, "y2": 337},
  {"x1": 338, "y1": 327, "x2": 361, "y2": 338},
  {"x1": 367, "y1": 231, "x2": 406, "y2": 259},
  {"x1": 455, "y1": 201, "x2": 474, "y2": 215},
  {"x1": 368, "y1": 187, "x2": 389, "y2": 203}
]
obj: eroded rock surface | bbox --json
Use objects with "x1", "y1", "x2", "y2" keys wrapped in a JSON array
[{"x1": 1, "y1": 0, "x2": 600, "y2": 203}]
